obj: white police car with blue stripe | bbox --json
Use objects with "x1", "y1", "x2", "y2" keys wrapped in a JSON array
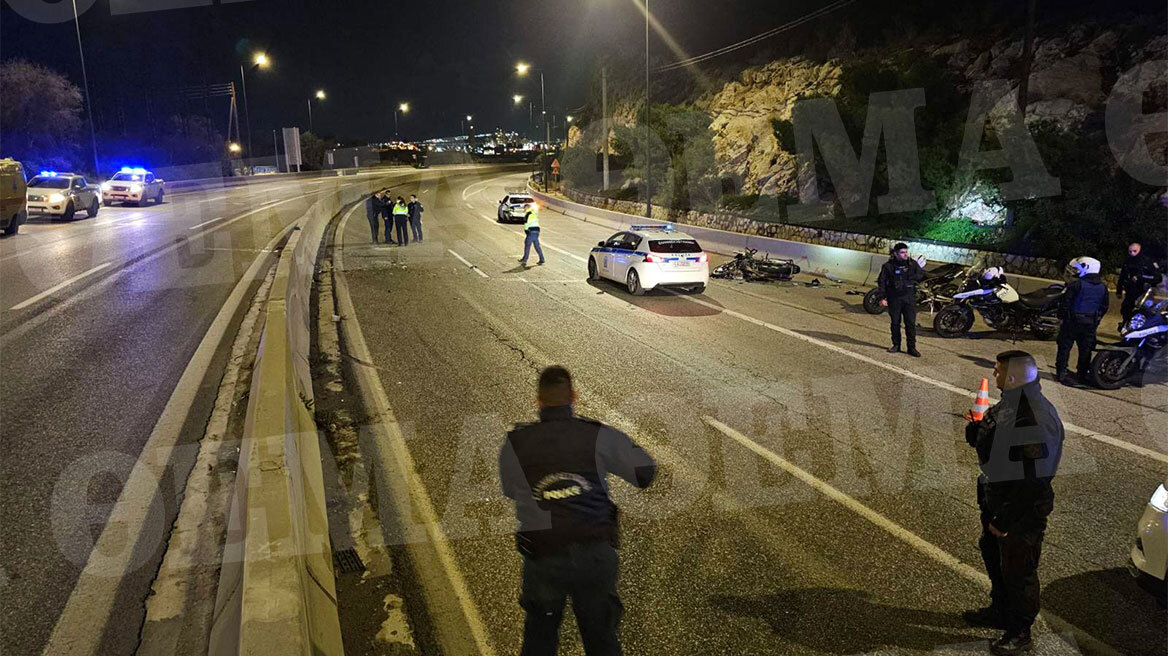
[{"x1": 587, "y1": 224, "x2": 709, "y2": 295}]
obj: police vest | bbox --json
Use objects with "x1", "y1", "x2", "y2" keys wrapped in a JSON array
[
  {"x1": 1072, "y1": 278, "x2": 1107, "y2": 316},
  {"x1": 524, "y1": 214, "x2": 540, "y2": 231},
  {"x1": 393, "y1": 203, "x2": 408, "y2": 215}
]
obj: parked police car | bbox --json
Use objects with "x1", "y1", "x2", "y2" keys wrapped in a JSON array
[
  {"x1": 1130, "y1": 479, "x2": 1167, "y2": 605},
  {"x1": 26, "y1": 171, "x2": 100, "y2": 220},
  {"x1": 587, "y1": 224, "x2": 709, "y2": 295},
  {"x1": 498, "y1": 191, "x2": 537, "y2": 223},
  {"x1": 101, "y1": 167, "x2": 165, "y2": 206}
]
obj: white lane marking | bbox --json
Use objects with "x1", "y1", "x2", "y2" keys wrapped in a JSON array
[
  {"x1": 188, "y1": 216, "x2": 224, "y2": 230},
  {"x1": 41, "y1": 222, "x2": 298, "y2": 656},
  {"x1": 703, "y1": 416, "x2": 1122, "y2": 656},
  {"x1": 10, "y1": 262, "x2": 113, "y2": 311},
  {"x1": 465, "y1": 203, "x2": 474, "y2": 209},
  {"x1": 678, "y1": 294, "x2": 1168, "y2": 464},
  {"x1": 447, "y1": 249, "x2": 490, "y2": 278}
]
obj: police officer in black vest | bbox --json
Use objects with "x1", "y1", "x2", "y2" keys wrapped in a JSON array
[
  {"x1": 1055, "y1": 257, "x2": 1109, "y2": 386},
  {"x1": 1117, "y1": 242, "x2": 1163, "y2": 329},
  {"x1": 963, "y1": 350, "x2": 1064, "y2": 655},
  {"x1": 877, "y1": 242, "x2": 926, "y2": 357},
  {"x1": 499, "y1": 366, "x2": 657, "y2": 656}
]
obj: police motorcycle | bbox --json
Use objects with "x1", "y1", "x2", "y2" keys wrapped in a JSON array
[
  {"x1": 1090, "y1": 288, "x2": 1167, "y2": 389},
  {"x1": 862, "y1": 261, "x2": 967, "y2": 314},
  {"x1": 932, "y1": 266, "x2": 1063, "y2": 340}
]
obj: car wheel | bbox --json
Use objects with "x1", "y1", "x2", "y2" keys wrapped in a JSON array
[
  {"x1": 156, "y1": 189, "x2": 164, "y2": 204},
  {"x1": 62, "y1": 202, "x2": 76, "y2": 221},
  {"x1": 88, "y1": 199, "x2": 99, "y2": 218},
  {"x1": 4, "y1": 214, "x2": 19, "y2": 235},
  {"x1": 587, "y1": 257, "x2": 600, "y2": 281},
  {"x1": 627, "y1": 269, "x2": 645, "y2": 296}
]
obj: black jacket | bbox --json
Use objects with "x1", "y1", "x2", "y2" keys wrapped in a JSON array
[
  {"x1": 1059, "y1": 274, "x2": 1109, "y2": 322},
  {"x1": 965, "y1": 381, "x2": 1064, "y2": 534},
  {"x1": 1118, "y1": 254, "x2": 1162, "y2": 296},
  {"x1": 499, "y1": 405, "x2": 657, "y2": 555},
  {"x1": 365, "y1": 195, "x2": 385, "y2": 220},
  {"x1": 408, "y1": 200, "x2": 424, "y2": 220},
  {"x1": 877, "y1": 256, "x2": 926, "y2": 298}
]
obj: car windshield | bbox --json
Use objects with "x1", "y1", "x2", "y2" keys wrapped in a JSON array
[
  {"x1": 649, "y1": 239, "x2": 702, "y2": 253},
  {"x1": 111, "y1": 172, "x2": 145, "y2": 181},
  {"x1": 510, "y1": 196, "x2": 533, "y2": 204},
  {"x1": 28, "y1": 177, "x2": 70, "y2": 189}
]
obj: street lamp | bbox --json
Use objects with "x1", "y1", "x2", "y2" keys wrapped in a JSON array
[
  {"x1": 516, "y1": 61, "x2": 552, "y2": 190},
  {"x1": 239, "y1": 51, "x2": 271, "y2": 162},
  {"x1": 462, "y1": 114, "x2": 474, "y2": 136},
  {"x1": 643, "y1": 0, "x2": 652, "y2": 217},
  {"x1": 228, "y1": 142, "x2": 242, "y2": 154},
  {"x1": 512, "y1": 94, "x2": 523, "y2": 105},
  {"x1": 308, "y1": 89, "x2": 326, "y2": 133},
  {"x1": 566, "y1": 115, "x2": 574, "y2": 143},
  {"x1": 395, "y1": 102, "x2": 409, "y2": 139}
]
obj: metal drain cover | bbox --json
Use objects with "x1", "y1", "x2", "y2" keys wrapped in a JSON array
[{"x1": 333, "y1": 548, "x2": 366, "y2": 574}]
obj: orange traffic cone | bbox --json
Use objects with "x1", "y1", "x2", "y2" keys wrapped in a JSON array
[{"x1": 970, "y1": 377, "x2": 991, "y2": 421}]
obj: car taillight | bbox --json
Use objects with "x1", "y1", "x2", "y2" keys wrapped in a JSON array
[
  {"x1": 644, "y1": 254, "x2": 659, "y2": 263},
  {"x1": 698, "y1": 253, "x2": 708, "y2": 263}
]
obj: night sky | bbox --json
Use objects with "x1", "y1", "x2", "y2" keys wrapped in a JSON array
[{"x1": 1, "y1": 0, "x2": 833, "y2": 144}]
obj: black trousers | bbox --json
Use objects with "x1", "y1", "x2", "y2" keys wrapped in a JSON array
[
  {"x1": 888, "y1": 294, "x2": 917, "y2": 349},
  {"x1": 381, "y1": 216, "x2": 395, "y2": 243},
  {"x1": 409, "y1": 215, "x2": 423, "y2": 241},
  {"x1": 366, "y1": 215, "x2": 379, "y2": 242},
  {"x1": 1120, "y1": 286, "x2": 1148, "y2": 323},
  {"x1": 1055, "y1": 317, "x2": 1097, "y2": 376},
  {"x1": 978, "y1": 505, "x2": 1046, "y2": 634},
  {"x1": 394, "y1": 216, "x2": 409, "y2": 245},
  {"x1": 520, "y1": 541, "x2": 623, "y2": 656}
]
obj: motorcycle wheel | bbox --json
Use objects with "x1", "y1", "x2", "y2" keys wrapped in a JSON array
[
  {"x1": 934, "y1": 306, "x2": 974, "y2": 338},
  {"x1": 1091, "y1": 350, "x2": 1134, "y2": 390},
  {"x1": 863, "y1": 289, "x2": 886, "y2": 315}
]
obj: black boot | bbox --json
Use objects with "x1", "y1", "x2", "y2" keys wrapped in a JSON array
[
  {"x1": 887, "y1": 345, "x2": 901, "y2": 353},
  {"x1": 990, "y1": 630, "x2": 1034, "y2": 655},
  {"x1": 961, "y1": 605, "x2": 1005, "y2": 629}
]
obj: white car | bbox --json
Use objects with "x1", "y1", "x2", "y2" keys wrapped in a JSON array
[
  {"x1": 497, "y1": 192, "x2": 537, "y2": 223},
  {"x1": 587, "y1": 224, "x2": 709, "y2": 295},
  {"x1": 26, "y1": 171, "x2": 100, "y2": 220},
  {"x1": 1130, "y1": 480, "x2": 1167, "y2": 605},
  {"x1": 101, "y1": 167, "x2": 165, "y2": 206}
]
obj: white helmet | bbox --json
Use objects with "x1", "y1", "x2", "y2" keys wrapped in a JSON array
[
  {"x1": 982, "y1": 267, "x2": 1004, "y2": 281},
  {"x1": 1067, "y1": 256, "x2": 1101, "y2": 277}
]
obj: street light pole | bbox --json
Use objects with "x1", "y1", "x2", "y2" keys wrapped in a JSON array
[
  {"x1": 240, "y1": 64, "x2": 254, "y2": 158},
  {"x1": 644, "y1": 0, "x2": 652, "y2": 218},
  {"x1": 71, "y1": 0, "x2": 100, "y2": 176},
  {"x1": 307, "y1": 98, "x2": 314, "y2": 133},
  {"x1": 602, "y1": 66, "x2": 610, "y2": 191}
]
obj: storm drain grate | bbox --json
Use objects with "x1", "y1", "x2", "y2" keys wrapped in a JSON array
[{"x1": 333, "y1": 548, "x2": 366, "y2": 574}]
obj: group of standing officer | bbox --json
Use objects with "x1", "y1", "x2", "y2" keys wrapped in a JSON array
[{"x1": 364, "y1": 189, "x2": 424, "y2": 246}]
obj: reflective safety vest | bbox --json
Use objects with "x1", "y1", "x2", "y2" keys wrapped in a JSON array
[
  {"x1": 393, "y1": 202, "x2": 408, "y2": 215},
  {"x1": 524, "y1": 213, "x2": 540, "y2": 232}
]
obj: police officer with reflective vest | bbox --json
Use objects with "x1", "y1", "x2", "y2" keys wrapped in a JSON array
[
  {"x1": 1055, "y1": 257, "x2": 1109, "y2": 386},
  {"x1": 392, "y1": 196, "x2": 410, "y2": 245},
  {"x1": 963, "y1": 350, "x2": 1064, "y2": 656},
  {"x1": 519, "y1": 208, "x2": 546, "y2": 266},
  {"x1": 1117, "y1": 242, "x2": 1162, "y2": 328},
  {"x1": 877, "y1": 242, "x2": 926, "y2": 357},
  {"x1": 499, "y1": 366, "x2": 656, "y2": 656}
]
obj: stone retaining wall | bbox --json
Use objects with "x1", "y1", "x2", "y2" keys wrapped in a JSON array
[{"x1": 563, "y1": 188, "x2": 1068, "y2": 280}]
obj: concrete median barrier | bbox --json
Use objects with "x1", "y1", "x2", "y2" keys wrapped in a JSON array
[{"x1": 207, "y1": 176, "x2": 402, "y2": 656}]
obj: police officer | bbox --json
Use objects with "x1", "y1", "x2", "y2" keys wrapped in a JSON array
[
  {"x1": 877, "y1": 242, "x2": 926, "y2": 357},
  {"x1": 963, "y1": 350, "x2": 1064, "y2": 656},
  {"x1": 499, "y1": 366, "x2": 656, "y2": 656},
  {"x1": 379, "y1": 190, "x2": 395, "y2": 244},
  {"x1": 1117, "y1": 242, "x2": 1162, "y2": 328},
  {"x1": 407, "y1": 193, "x2": 424, "y2": 242},
  {"x1": 1055, "y1": 257, "x2": 1109, "y2": 386},
  {"x1": 518, "y1": 208, "x2": 546, "y2": 266},
  {"x1": 392, "y1": 196, "x2": 410, "y2": 245}
]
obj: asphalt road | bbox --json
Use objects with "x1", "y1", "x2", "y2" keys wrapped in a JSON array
[
  {"x1": 0, "y1": 168, "x2": 417, "y2": 656},
  {"x1": 337, "y1": 170, "x2": 1167, "y2": 655}
]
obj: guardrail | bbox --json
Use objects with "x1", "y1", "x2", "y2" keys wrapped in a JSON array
[
  {"x1": 208, "y1": 177, "x2": 393, "y2": 656},
  {"x1": 528, "y1": 186, "x2": 1067, "y2": 295}
]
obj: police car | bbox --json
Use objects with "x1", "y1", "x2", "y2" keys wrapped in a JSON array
[
  {"x1": 498, "y1": 191, "x2": 537, "y2": 223},
  {"x1": 26, "y1": 171, "x2": 100, "y2": 220},
  {"x1": 587, "y1": 224, "x2": 709, "y2": 295},
  {"x1": 101, "y1": 167, "x2": 165, "y2": 206},
  {"x1": 1130, "y1": 479, "x2": 1167, "y2": 605}
]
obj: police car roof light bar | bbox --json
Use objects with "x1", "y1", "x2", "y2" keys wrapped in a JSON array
[{"x1": 630, "y1": 223, "x2": 674, "y2": 232}]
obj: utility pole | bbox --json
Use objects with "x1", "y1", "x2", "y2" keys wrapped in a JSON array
[
  {"x1": 602, "y1": 66, "x2": 610, "y2": 191},
  {"x1": 71, "y1": 0, "x2": 100, "y2": 176},
  {"x1": 644, "y1": 0, "x2": 652, "y2": 218}
]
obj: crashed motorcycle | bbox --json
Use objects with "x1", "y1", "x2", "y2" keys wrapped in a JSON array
[
  {"x1": 933, "y1": 270, "x2": 1063, "y2": 340},
  {"x1": 711, "y1": 248, "x2": 801, "y2": 281},
  {"x1": 1090, "y1": 289, "x2": 1167, "y2": 389},
  {"x1": 863, "y1": 262, "x2": 966, "y2": 314}
]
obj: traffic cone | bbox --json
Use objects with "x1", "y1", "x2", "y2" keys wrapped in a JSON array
[{"x1": 970, "y1": 378, "x2": 991, "y2": 421}]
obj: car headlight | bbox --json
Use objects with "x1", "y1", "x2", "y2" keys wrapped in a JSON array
[
  {"x1": 48, "y1": 193, "x2": 66, "y2": 203},
  {"x1": 1151, "y1": 484, "x2": 1168, "y2": 513},
  {"x1": 101, "y1": 182, "x2": 111, "y2": 191},
  {"x1": 130, "y1": 183, "x2": 143, "y2": 193}
]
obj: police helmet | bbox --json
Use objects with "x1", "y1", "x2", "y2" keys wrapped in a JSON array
[
  {"x1": 1067, "y1": 256, "x2": 1101, "y2": 277},
  {"x1": 982, "y1": 267, "x2": 1004, "y2": 281}
]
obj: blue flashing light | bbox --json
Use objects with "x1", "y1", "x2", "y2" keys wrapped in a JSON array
[
  {"x1": 631, "y1": 223, "x2": 675, "y2": 232},
  {"x1": 120, "y1": 166, "x2": 149, "y2": 174},
  {"x1": 38, "y1": 170, "x2": 59, "y2": 177}
]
